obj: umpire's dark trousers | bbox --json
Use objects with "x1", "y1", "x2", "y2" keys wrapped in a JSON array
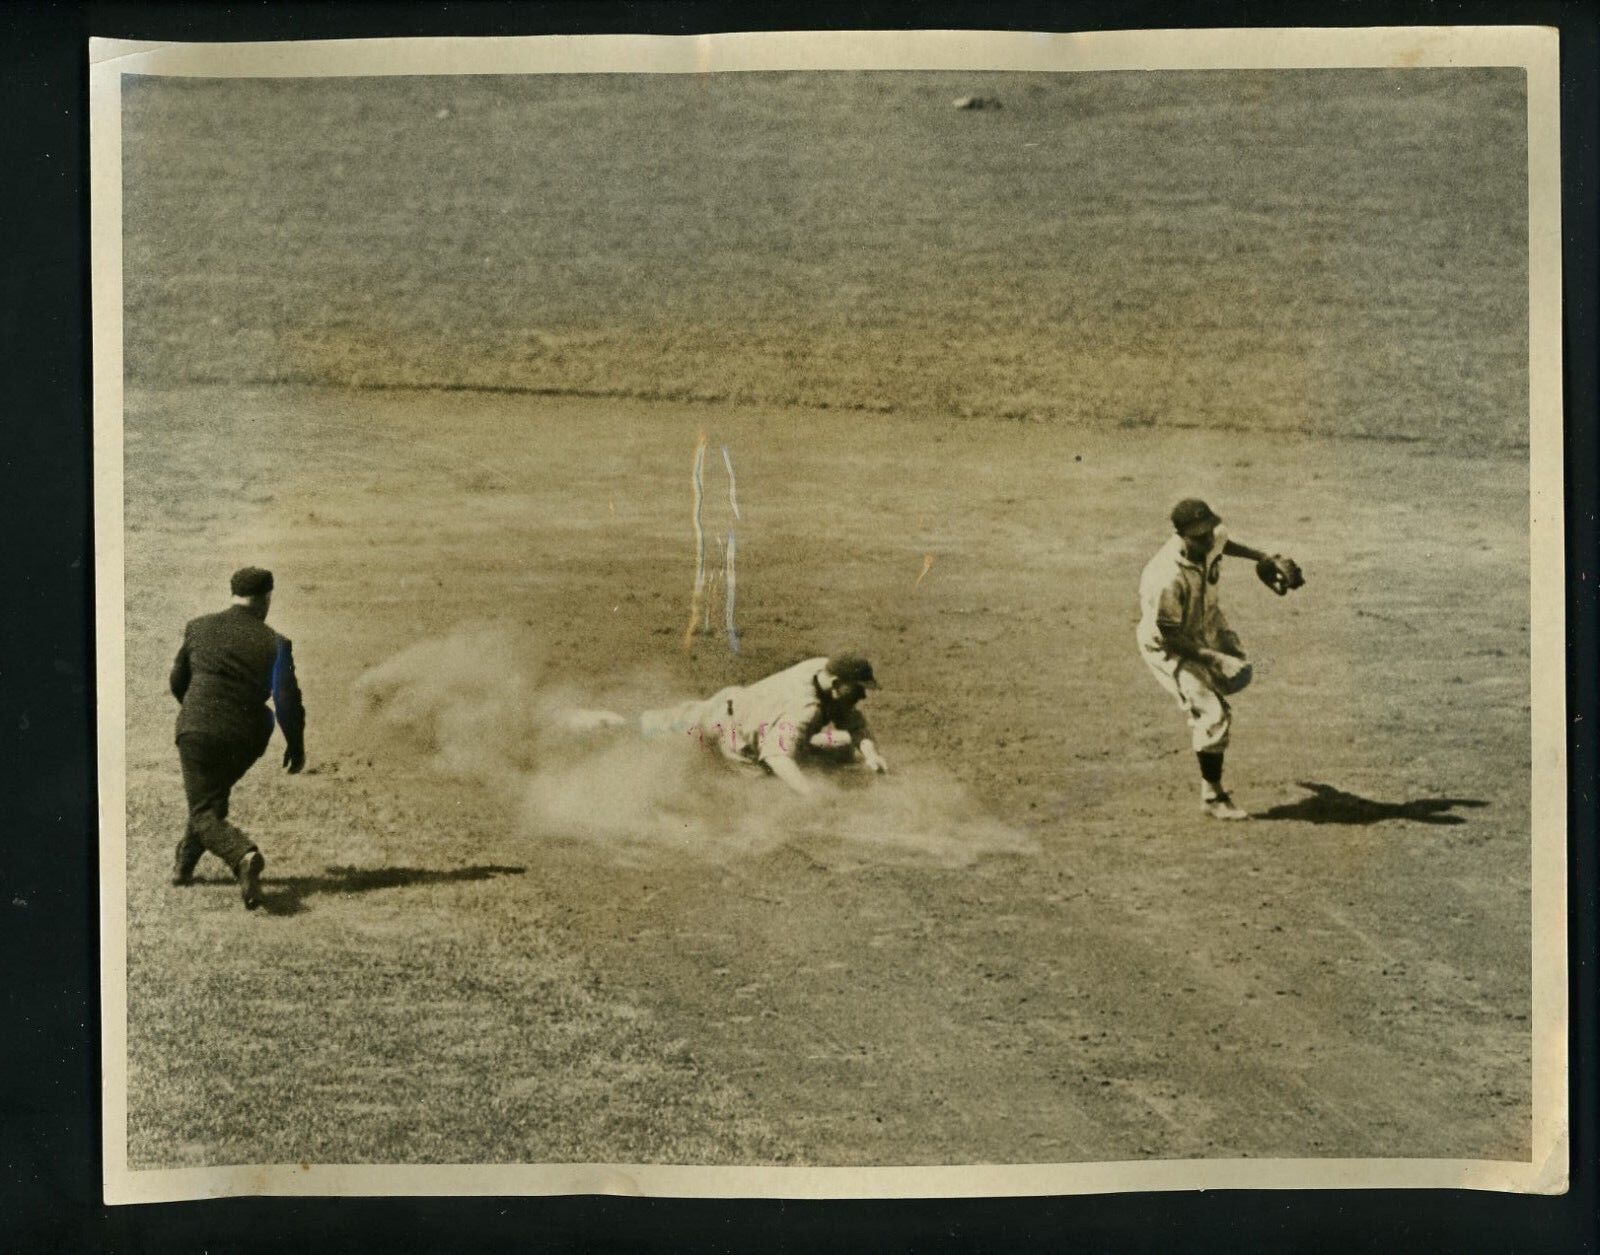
[{"x1": 176, "y1": 733, "x2": 264, "y2": 872}]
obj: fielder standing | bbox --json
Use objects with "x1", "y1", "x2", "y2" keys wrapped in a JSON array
[
  {"x1": 1137, "y1": 499, "x2": 1303, "y2": 820},
  {"x1": 168, "y1": 567, "x2": 308, "y2": 908}
]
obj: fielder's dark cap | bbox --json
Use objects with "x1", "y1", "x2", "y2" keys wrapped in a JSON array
[
  {"x1": 230, "y1": 566, "x2": 274, "y2": 597},
  {"x1": 1170, "y1": 498, "x2": 1222, "y2": 535},
  {"x1": 828, "y1": 654, "x2": 879, "y2": 688}
]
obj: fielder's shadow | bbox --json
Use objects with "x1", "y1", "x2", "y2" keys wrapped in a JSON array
[
  {"x1": 1257, "y1": 782, "x2": 1487, "y2": 826},
  {"x1": 261, "y1": 864, "x2": 526, "y2": 916}
]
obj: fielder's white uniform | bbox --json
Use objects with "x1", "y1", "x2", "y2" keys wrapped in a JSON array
[
  {"x1": 640, "y1": 657, "x2": 874, "y2": 771},
  {"x1": 1137, "y1": 524, "x2": 1249, "y2": 752}
]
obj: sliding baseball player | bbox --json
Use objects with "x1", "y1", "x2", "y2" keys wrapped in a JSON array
[{"x1": 639, "y1": 654, "x2": 888, "y2": 796}]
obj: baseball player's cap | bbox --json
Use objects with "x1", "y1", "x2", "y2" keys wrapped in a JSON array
[
  {"x1": 1170, "y1": 498, "x2": 1222, "y2": 535},
  {"x1": 230, "y1": 566, "x2": 275, "y2": 597},
  {"x1": 828, "y1": 654, "x2": 880, "y2": 688}
]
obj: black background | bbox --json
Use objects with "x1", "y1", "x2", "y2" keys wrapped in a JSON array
[{"x1": 2, "y1": 2, "x2": 1594, "y2": 1250}]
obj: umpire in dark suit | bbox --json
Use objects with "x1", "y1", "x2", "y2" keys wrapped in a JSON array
[{"x1": 169, "y1": 566, "x2": 307, "y2": 909}]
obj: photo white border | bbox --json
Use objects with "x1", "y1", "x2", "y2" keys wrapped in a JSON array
[{"x1": 91, "y1": 25, "x2": 1567, "y2": 1203}]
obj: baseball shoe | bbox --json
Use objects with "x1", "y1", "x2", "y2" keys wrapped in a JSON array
[
  {"x1": 1202, "y1": 793, "x2": 1250, "y2": 821},
  {"x1": 235, "y1": 850, "x2": 266, "y2": 910}
]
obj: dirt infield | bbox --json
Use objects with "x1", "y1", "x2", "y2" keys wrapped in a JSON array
[{"x1": 122, "y1": 384, "x2": 1530, "y2": 1166}]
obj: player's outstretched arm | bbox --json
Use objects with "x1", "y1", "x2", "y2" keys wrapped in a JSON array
[
  {"x1": 837, "y1": 706, "x2": 887, "y2": 774},
  {"x1": 1224, "y1": 538, "x2": 1305, "y2": 596}
]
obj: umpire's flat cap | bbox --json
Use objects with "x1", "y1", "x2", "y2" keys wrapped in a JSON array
[
  {"x1": 828, "y1": 654, "x2": 879, "y2": 688},
  {"x1": 230, "y1": 566, "x2": 274, "y2": 597}
]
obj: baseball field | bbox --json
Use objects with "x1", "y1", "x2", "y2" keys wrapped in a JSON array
[{"x1": 118, "y1": 68, "x2": 1532, "y2": 1167}]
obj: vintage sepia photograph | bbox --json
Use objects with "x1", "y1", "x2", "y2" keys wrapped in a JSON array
[{"x1": 92, "y1": 29, "x2": 1566, "y2": 1200}]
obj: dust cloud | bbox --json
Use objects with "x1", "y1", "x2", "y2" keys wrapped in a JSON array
[{"x1": 356, "y1": 624, "x2": 1036, "y2": 868}]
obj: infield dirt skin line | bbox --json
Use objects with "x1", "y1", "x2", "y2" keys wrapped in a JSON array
[{"x1": 120, "y1": 385, "x2": 1531, "y2": 1166}]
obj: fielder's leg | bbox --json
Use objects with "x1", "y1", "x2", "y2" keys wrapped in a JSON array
[{"x1": 1173, "y1": 665, "x2": 1247, "y2": 820}]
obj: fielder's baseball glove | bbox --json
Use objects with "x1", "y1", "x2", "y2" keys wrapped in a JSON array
[{"x1": 1255, "y1": 554, "x2": 1305, "y2": 596}]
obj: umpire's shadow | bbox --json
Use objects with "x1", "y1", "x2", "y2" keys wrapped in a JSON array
[
  {"x1": 1257, "y1": 781, "x2": 1487, "y2": 826},
  {"x1": 262, "y1": 864, "x2": 526, "y2": 916}
]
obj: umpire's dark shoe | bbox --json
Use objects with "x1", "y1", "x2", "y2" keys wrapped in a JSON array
[
  {"x1": 171, "y1": 838, "x2": 202, "y2": 887},
  {"x1": 236, "y1": 850, "x2": 266, "y2": 910}
]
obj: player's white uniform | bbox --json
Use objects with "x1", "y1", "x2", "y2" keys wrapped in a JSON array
[
  {"x1": 640, "y1": 657, "x2": 872, "y2": 770},
  {"x1": 1137, "y1": 525, "x2": 1248, "y2": 752}
]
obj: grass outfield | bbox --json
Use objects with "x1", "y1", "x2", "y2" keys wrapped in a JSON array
[{"x1": 123, "y1": 70, "x2": 1527, "y2": 447}]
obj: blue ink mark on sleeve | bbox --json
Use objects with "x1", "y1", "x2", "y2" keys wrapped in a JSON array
[{"x1": 271, "y1": 639, "x2": 301, "y2": 738}]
